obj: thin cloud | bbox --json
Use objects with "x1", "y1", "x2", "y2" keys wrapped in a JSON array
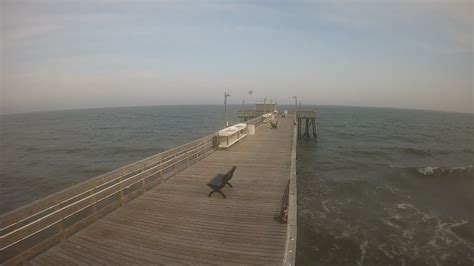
[
  {"x1": 310, "y1": 0, "x2": 473, "y2": 54},
  {"x1": 1, "y1": 0, "x2": 472, "y2": 114}
]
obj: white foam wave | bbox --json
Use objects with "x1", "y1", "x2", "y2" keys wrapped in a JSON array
[
  {"x1": 416, "y1": 165, "x2": 473, "y2": 176},
  {"x1": 321, "y1": 200, "x2": 330, "y2": 213},
  {"x1": 376, "y1": 185, "x2": 399, "y2": 195},
  {"x1": 357, "y1": 240, "x2": 368, "y2": 266},
  {"x1": 377, "y1": 244, "x2": 395, "y2": 259},
  {"x1": 395, "y1": 202, "x2": 473, "y2": 253},
  {"x1": 396, "y1": 203, "x2": 431, "y2": 221},
  {"x1": 381, "y1": 218, "x2": 402, "y2": 229},
  {"x1": 389, "y1": 164, "x2": 473, "y2": 176},
  {"x1": 430, "y1": 219, "x2": 469, "y2": 248},
  {"x1": 417, "y1": 166, "x2": 438, "y2": 175},
  {"x1": 402, "y1": 228, "x2": 414, "y2": 240}
]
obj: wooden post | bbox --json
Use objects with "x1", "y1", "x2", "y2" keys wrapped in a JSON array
[
  {"x1": 297, "y1": 118, "x2": 300, "y2": 139},
  {"x1": 301, "y1": 119, "x2": 304, "y2": 138},
  {"x1": 299, "y1": 118, "x2": 302, "y2": 139},
  {"x1": 307, "y1": 119, "x2": 310, "y2": 139},
  {"x1": 312, "y1": 118, "x2": 317, "y2": 138},
  {"x1": 174, "y1": 154, "x2": 177, "y2": 174},
  {"x1": 92, "y1": 202, "x2": 98, "y2": 221},
  {"x1": 300, "y1": 118, "x2": 303, "y2": 139},
  {"x1": 57, "y1": 220, "x2": 66, "y2": 241},
  {"x1": 120, "y1": 190, "x2": 125, "y2": 206},
  {"x1": 308, "y1": 118, "x2": 311, "y2": 139},
  {"x1": 301, "y1": 118, "x2": 306, "y2": 138}
]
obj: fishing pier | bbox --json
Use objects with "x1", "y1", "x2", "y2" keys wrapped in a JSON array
[{"x1": 0, "y1": 110, "x2": 314, "y2": 265}]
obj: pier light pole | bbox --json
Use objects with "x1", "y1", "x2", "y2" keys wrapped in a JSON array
[
  {"x1": 293, "y1": 96, "x2": 297, "y2": 122},
  {"x1": 224, "y1": 92, "x2": 230, "y2": 127},
  {"x1": 264, "y1": 98, "x2": 267, "y2": 113}
]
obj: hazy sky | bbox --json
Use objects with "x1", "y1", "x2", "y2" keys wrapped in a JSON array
[{"x1": 1, "y1": 0, "x2": 473, "y2": 114}]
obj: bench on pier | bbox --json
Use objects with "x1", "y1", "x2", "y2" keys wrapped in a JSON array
[
  {"x1": 270, "y1": 120, "x2": 279, "y2": 129},
  {"x1": 207, "y1": 166, "x2": 236, "y2": 198}
]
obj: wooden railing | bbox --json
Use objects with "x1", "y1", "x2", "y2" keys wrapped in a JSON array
[
  {"x1": 0, "y1": 134, "x2": 219, "y2": 264},
  {"x1": 283, "y1": 115, "x2": 298, "y2": 266},
  {"x1": 0, "y1": 117, "x2": 263, "y2": 265},
  {"x1": 279, "y1": 180, "x2": 290, "y2": 223},
  {"x1": 237, "y1": 110, "x2": 264, "y2": 116},
  {"x1": 0, "y1": 117, "x2": 261, "y2": 264},
  {"x1": 243, "y1": 115, "x2": 264, "y2": 127}
]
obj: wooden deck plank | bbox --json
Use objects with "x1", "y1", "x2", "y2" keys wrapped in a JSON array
[
  {"x1": 72, "y1": 236, "x2": 154, "y2": 264},
  {"x1": 29, "y1": 117, "x2": 294, "y2": 265},
  {"x1": 84, "y1": 226, "x2": 283, "y2": 264}
]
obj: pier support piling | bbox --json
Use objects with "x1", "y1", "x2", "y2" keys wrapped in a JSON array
[{"x1": 296, "y1": 111, "x2": 317, "y2": 140}]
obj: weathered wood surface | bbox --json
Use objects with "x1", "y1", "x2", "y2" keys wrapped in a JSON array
[
  {"x1": 1, "y1": 134, "x2": 217, "y2": 264},
  {"x1": 27, "y1": 117, "x2": 294, "y2": 265},
  {"x1": 0, "y1": 133, "x2": 218, "y2": 231},
  {"x1": 283, "y1": 116, "x2": 298, "y2": 265}
]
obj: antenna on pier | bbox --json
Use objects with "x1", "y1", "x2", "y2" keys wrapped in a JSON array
[
  {"x1": 224, "y1": 92, "x2": 231, "y2": 127},
  {"x1": 293, "y1": 96, "x2": 298, "y2": 115}
]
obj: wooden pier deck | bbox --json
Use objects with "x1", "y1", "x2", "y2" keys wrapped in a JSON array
[{"x1": 24, "y1": 117, "x2": 295, "y2": 265}]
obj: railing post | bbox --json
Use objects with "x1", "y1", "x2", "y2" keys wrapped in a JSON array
[
  {"x1": 174, "y1": 154, "x2": 177, "y2": 174},
  {"x1": 120, "y1": 189, "x2": 125, "y2": 206},
  {"x1": 92, "y1": 202, "x2": 98, "y2": 221},
  {"x1": 57, "y1": 220, "x2": 66, "y2": 241},
  {"x1": 186, "y1": 147, "x2": 190, "y2": 168}
]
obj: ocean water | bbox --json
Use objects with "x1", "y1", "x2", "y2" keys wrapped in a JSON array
[
  {"x1": 0, "y1": 105, "x2": 242, "y2": 214},
  {"x1": 1, "y1": 105, "x2": 473, "y2": 265},
  {"x1": 296, "y1": 106, "x2": 474, "y2": 265}
]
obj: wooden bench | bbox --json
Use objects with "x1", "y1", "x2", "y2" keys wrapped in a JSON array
[
  {"x1": 207, "y1": 166, "x2": 236, "y2": 198},
  {"x1": 270, "y1": 120, "x2": 279, "y2": 129}
]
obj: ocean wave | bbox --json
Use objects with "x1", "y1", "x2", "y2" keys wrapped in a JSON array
[
  {"x1": 355, "y1": 149, "x2": 388, "y2": 157},
  {"x1": 416, "y1": 166, "x2": 473, "y2": 176},
  {"x1": 389, "y1": 165, "x2": 473, "y2": 177},
  {"x1": 400, "y1": 147, "x2": 433, "y2": 157}
]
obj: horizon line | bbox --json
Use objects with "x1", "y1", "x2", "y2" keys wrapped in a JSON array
[{"x1": 2, "y1": 103, "x2": 472, "y2": 116}]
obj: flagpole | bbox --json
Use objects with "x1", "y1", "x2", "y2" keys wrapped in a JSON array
[
  {"x1": 248, "y1": 90, "x2": 254, "y2": 108},
  {"x1": 224, "y1": 92, "x2": 230, "y2": 127}
]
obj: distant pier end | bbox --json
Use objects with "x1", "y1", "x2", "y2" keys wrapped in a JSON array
[
  {"x1": 297, "y1": 110, "x2": 317, "y2": 139},
  {"x1": 238, "y1": 102, "x2": 277, "y2": 122}
]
